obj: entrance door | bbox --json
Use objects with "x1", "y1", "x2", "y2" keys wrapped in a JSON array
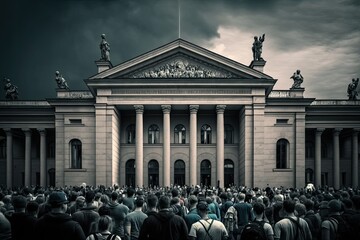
[
  {"x1": 148, "y1": 160, "x2": 159, "y2": 187},
  {"x1": 126, "y1": 159, "x2": 135, "y2": 187},
  {"x1": 224, "y1": 159, "x2": 234, "y2": 187},
  {"x1": 174, "y1": 160, "x2": 185, "y2": 186},
  {"x1": 200, "y1": 160, "x2": 211, "y2": 187}
]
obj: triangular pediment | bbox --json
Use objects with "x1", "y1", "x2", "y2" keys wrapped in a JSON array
[{"x1": 89, "y1": 39, "x2": 273, "y2": 80}]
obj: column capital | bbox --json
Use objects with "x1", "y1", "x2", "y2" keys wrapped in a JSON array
[
  {"x1": 134, "y1": 105, "x2": 144, "y2": 113},
  {"x1": 4, "y1": 128, "x2": 12, "y2": 136},
  {"x1": 37, "y1": 128, "x2": 46, "y2": 135},
  {"x1": 22, "y1": 128, "x2": 32, "y2": 136},
  {"x1": 333, "y1": 128, "x2": 343, "y2": 136},
  {"x1": 216, "y1": 105, "x2": 226, "y2": 113},
  {"x1": 161, "y1": 105, "x2": 171, "y2": 113},
  {"x1": 315, "y1": 128, "x2": 325, "y2": 135},
  {"x1": 352, "y1": 128, "x2": 360, "y2": 135},
  {"x1": 189, "y1": 105, "x2": 199, "y2": 113}
]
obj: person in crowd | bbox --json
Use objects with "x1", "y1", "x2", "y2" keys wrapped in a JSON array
[
  {"x1": 220, "y1": 192, "x2": 234, "y2": 222},
  {"x1": 273, "y1": 199, "x2": 312, "y2": 240},
  {"x1": 233, "y1": 192, "x2": 253, "y2": 239},
  {"x1": 0, "y1": 211, "x2": 11, "y2": 240},
  {"x1": 189, "y1": 201, "x2": 228, "y2": 240},
  {"x1": 72, "y1": 190, "x2": 100, "y2": 236},
  {"x1": 123, "y1": 187, "x2": 136, "y2": 212},
  {"x1": 124, "y1": 197, "x2": 148, "y2": 240},
  {"x1": 138, "y1": 195, "x2": 188, "y2": 240},
  {"x1": 34, "y1": 191, "x2": 86, "y2": 240},
  {"x1": 143, "y1": 194, "x2": 158, "y2": 216},
  {"x1": 303, "y1": 199, "x2": 321, "y2": 240},
  {"x1": 184, "y1": 195, "x2": 201, "y2": 231},
  {"x1": 9, "y1": 195, "x2": 32, "y2": 240},
  {"x1": 245, "y1": 202, "x2": 274, "y2": 240},
  {"x1": 109, "y1": 191, "x2": 129, "y2": 239},
  {"x1": 69, "y1": 195, "x2": 86, "y2": 215},
  {"x1": 86, "y1": 215, "x2": 121, "y2": 240}
]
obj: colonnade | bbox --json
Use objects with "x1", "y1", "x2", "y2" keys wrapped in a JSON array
[
  {"x1": 2, "y1": 128, "x2": 47, "y2": 188},
  {"x1": 314, "y1": 128, "x2": 359, "y2": 189},
  {"x1": 133, "y1": 104, "x2": 226, "y2": 188}
]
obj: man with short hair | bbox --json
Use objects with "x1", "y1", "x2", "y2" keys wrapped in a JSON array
[
  {"x1": 233, "y1": 193, "x2": 253, "y2": 239},
  {"x1": 35, "y1": 191, "x2": 85, "y2": 240},
  {"x1": 108, "y1": 191, "x2": 129, "y2": 239},
  {"x1": 189, "y1": 201, "x2": 228, "y2": 240},
  {"x1": 274, "y1": 199, "x2": 312, "y2": 240},
  {"x1": 184, "y1": 195, "x2": 201, "y2": 231},
  {"x1": 125, "y1": 197, "x2": 148, "y2": 240},
  {"x1": 72, "y1": 190, "x2": 100, "y2": 236},
  {"x1": 138, "y1": 195, "x2": 188, "y2": 240}
]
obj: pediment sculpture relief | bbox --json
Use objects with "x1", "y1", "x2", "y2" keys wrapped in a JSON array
[{"x1": 127, "y1": 57, "x2": 236, "y2": 78}]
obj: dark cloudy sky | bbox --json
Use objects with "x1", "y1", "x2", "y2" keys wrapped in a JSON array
[{"x1": 1, "y1": 0, "x2": 359, "y2": 100}]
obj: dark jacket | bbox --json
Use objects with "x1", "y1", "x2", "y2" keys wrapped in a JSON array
[
  {"x1": 10, "y1": 212, "x2": 37, "y2": 240},
  {"x1": 35, "y1": 212, "x2": 86, "y2": 240},
  {"x1": 72, "y1": 205, "x2": 100, "y2": 236},
  {"x1": 138, "y1": 209, "x2": 188, "y2": 240}
]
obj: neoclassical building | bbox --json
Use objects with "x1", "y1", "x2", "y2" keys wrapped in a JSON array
[{"x1": 0, "y1": 39, "x2": 359, "y2": 189}]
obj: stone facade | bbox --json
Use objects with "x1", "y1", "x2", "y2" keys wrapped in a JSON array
[{"x1": 0, "y1": 39, "x2": 359, "y2": 189}]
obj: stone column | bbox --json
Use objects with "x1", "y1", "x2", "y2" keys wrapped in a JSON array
[
  {"x1": 333, "y1": 128, "x2": 342, "y2": 189},
  {"x1": 162, "y1": 105, "x2": 171, "y2": 187},
  {"x1": 134, "y1": 105, "x2": 144, "y2": 187},
  {"x1": 315, "y1": 128, "x2": 325, "y2": 188},
  {"x1": 38, "y1": 129, "x2": 47, "y2": 187},
  {"x1": 4, "y1": 129, "x2": 13, "y2": 188},
  {"x1": 23, "y1": 129, "x2": 32, "y2": 186},
  {"x1": 216, "y1": 105, "x2": 226, "y2": 188},
  {"x1": 352, "y1": 129, "x2": 359, "y2": 188},
  {"x1": 189, "y1": 105, "x2": 199, "y2": 186}
]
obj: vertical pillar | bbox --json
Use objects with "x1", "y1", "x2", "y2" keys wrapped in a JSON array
[
  {"x1": 38, "y1": 129, "x2": 47, "y2": 187},
  {"x1": 23, "y1": 128, "x2": 32, "y2": 186},
  {"x1": 4, "y1": 129, "x2": 13, "y2": 188},
  {"x1": 333, "y1": 128, "x2": 342, "y2": 190},
  {"x1": 189, "y1": 105, "x2": 199, "y2": 186},
  {"x1": 162, "y1": 105, "x2": 171, "y2": 187},
  {"x1": 134, "y1": 105, "x2": 144, "y2": 187},
  {"x1": 216, "y1": 105, "x2": 226, "y2": 188},
  {"x1": 315, "y1": 128, "x2": 325, "y2": 188},
  {"x1": 352, "y1": 129, "x2": 359, "y2": 188}
]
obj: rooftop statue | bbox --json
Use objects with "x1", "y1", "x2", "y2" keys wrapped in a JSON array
[
  {"x1": 290, "y1": 69, "x2": 304, "y2": 89},
  {"x1": 347, "y1": 78, "x2": 359, "y2": 100},
  {"x1": 3, "y1": 78, "x2": 19, "y2": 100},
  {"x1": 55, "y1": 71, "x2": 70, "y2": 90},
  {"x1": 252, "y1": 33, "x2": 265, "y2": 61},
  {"x1": 99, "y1": 34, "x2": 110, "y2": 61}
]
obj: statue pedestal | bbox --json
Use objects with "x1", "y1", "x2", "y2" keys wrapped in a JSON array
[
  {"x1": 249, "y1": 60, "x2": 266, "y2": 72},
  {"x1": 95, "y1": 60, "x2": 113, "y2": 73},
  {"x1": 289, "y1": 87, "x2": 305, "y2": 98}
]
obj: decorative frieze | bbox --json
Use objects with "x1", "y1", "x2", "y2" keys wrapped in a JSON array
[
  {"x1": 112, "y1": 89, "x2": 251, "y2": 95},
  {"x1": 127, "y1": 56, "x2": 237, "y2": 78}
]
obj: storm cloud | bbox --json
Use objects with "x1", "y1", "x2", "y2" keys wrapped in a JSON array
[{"x1": 1, "y1": 0, "x2": 359, "y2": 99}]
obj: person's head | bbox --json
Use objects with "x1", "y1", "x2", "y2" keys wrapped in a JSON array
[
  {"x1": 283, "y1": 199, "x2": 296, "y2": 214},
  {"x1": 304, "y1": 199, "x2": 314, "y2": 212},
  {"x1": 26, "y1": 200, "x2": 39, "y2": 215},
  {"x1": 98, "y1": 215, "x2": 113, "y2": 232},
  {"x1": 170, "y1": 197, "x2": 180, "y2": 206},
  {"x1": 76, "y1": 196, "x2": 85, "y2": 208},
  {"x1": 328, "y1": 199, "x2": 341, "y2": 214},
  {"x1": 127, "y1": 187, "x2": 135, "y2": 197},
  {"x1": 101, "y1": 34, "x2": 106, "y2": 39},
  {"x1": 111, "y1": 192, "x2": 118, "y2": 202},
  {"x1": 158, "y1": 195, "x2": 170, "y2": 210},
  {"x1": 295, "y1": 203, "x2": 306, "y2": 217},
  {"x1": 351, "y1": 195, "x2": 360, "y2": 210},
  {"x1": 253, "y1": 202, "x2": 265, "y2": 216},
  {"x1": 188, "y1": 195, "x2": 198, "y2": 207},
  {"x1": 238, "y1": 193, "x2": 245, "y2": 202},
  {"x1": 48, "y1": 191, "x2": 69, "y2": 212},
  {"x1": 135, "y1": 197, "x2": 144, "y2": 208},
  {"x1": 196, "y1": 201, "x2": 208, "y2": 216},
  {"x1": 85, "y1": 190, "x2": 95, "y2": 204},
  {"x1": 171, "y1": 188, "x2": 179, "y2": 198},
  {"x1": 98, "y1": 205, "x2": 111, "y2": 216},
  {"x1": 12, "y1": 195, "x2": 27, "y2": 212},
  {"x1": 146, "y1": 194, "x2": 158, "y2": 210}
]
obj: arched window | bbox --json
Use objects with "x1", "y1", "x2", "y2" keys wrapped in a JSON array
[
  {"x1": 201, "y1": 124, "x2": 212, "y2": 144},
  {"x1": 70, "y1": 139, "x2": 82, "y2": 169},
  {"x1": 0, "y1": 139, "x2": 6, "y2": 159},
  {"x1": 200, "y1": 160, "x2": 211, "y2": 186},
  {"x1": 224, "y1": 124, "x2": 234, "y2": 144},
  {"x1": 148, "y1": 160, "x2": 159, "y2": 187},
  {"x1": 174, "y1": 124, "x2": 186, "y2": 144},
  {"x1": 224, "y1": 159, "x2": 234, "y2": 187},
  {"x1": 276, "y1": 139, "x2": 289, "y2": 169},
  {"x1": 174, "y1": 160, "x2": 185, "y2": 186},
  {"x1": 126, "y1": 159, "x2": 135, "y2": 187},
  {"x1": 148, "y1": 124, "x2": 160, "y2": 144},
  {"x1": 127, "y1": 124, "x2": 135, "y2": 144},
  {"x1": 305, "y1": 141, "x2": 314, "y2": 158}
]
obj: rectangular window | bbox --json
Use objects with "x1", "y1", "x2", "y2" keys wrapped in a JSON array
[
  {"x1": 276, "y1": 119, "x2": 289, "y2": 124},
  {"x1": 69, "y1": 119, "x2": 82, "y2": 124}
]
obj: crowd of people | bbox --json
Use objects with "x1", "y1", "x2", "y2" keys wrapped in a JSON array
[{"x1": 0, "y1": 183, "x2": 360, "y2": 240}]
